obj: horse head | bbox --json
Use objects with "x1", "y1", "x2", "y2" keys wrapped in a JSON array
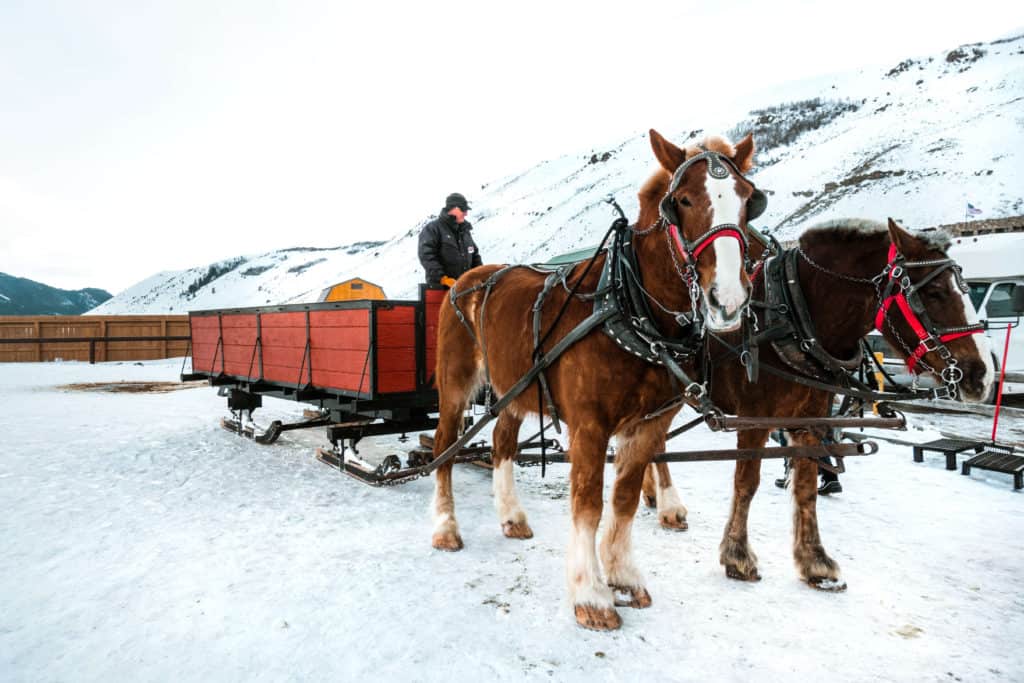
[
  {"x1": 878, "y1": 219, "x2": 994, "y2": 401},
  {"x1": 644, "y1": 129, "x2": 763, "y2": 332}
]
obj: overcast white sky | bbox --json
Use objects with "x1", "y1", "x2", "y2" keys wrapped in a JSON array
[{"x1": 1, "y1": 0, "x2": 1021, "y2": 293}]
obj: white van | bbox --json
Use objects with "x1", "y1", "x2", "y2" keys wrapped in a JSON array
[{"x1": 953, "y1": 232, "x2": 1024, "y2": 395}]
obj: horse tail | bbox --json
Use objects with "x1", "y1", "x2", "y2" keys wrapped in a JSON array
[{"x1": 433, "y1": 285, "x2": 487, "y2": 457}]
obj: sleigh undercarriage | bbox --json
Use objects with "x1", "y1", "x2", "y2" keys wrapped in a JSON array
[{"x1": 183, "y1": 283, "x2": 914, "y2": 487}]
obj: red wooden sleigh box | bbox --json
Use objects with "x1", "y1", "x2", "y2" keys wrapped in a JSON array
[{"x1": 188, "y1": 286, "x2": 446, "y2": 400}]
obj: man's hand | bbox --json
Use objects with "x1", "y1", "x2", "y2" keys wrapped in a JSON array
[{"x1": 440, "y1": 276, "x2": 456, "y2": 288}]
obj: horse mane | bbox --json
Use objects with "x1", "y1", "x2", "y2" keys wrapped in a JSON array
[
  {"x1": 637, "y1": 134, "x2": 740, "y2": 227},
  {"x1": 799, "y1": 218, "x2": 952, "y2": 252}
]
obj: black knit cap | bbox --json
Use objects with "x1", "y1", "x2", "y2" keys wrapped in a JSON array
[{"x1": 445, "y1": 192, "x2": 470, "y2": 211}]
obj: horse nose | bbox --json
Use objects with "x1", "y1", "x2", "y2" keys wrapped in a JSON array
[
  {"x1": 708, "y1": 285, "x2": 722, "y2": 310},
  {"x1": 709, "y1": 282, "x2": 745, "y2": 318},
  {"x1": 959, "y1": 357, "x2": 989, "y2": 397}
]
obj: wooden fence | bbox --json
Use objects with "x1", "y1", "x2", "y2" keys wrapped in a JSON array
[{"x1": 0, "y1": 315, "x2": 190, "y2": 363}]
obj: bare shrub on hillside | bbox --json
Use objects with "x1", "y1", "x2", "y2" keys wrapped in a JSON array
[
  {"x1": 728, "y1": 98, "x2": 862, "y2": 168},
  {"x1": 183, "y1": 257, "x2": 247, "y2": 299}
]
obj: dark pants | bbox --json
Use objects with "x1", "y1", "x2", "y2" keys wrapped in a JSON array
[{"x1": 770, "y1": 430, "x2": 840, "y2": 482}]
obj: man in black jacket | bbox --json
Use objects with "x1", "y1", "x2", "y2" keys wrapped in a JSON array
[{"x1": 418, "y1": 192, "x2": 483, "y2": 287}]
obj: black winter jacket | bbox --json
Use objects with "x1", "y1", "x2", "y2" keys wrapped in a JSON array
[{"x1": 417, "y1": 212, "x2": 483, "y2": 284}]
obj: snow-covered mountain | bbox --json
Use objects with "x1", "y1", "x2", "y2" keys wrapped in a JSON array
[{"x1": 91, "y1": 34, "x2": 1024, "y2": 314}]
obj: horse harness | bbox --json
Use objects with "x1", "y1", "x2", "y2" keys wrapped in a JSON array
[
  {"x1": 445, "y1": 150, "x2": 767, "y2": 428},
  {"x1": 446, "y1": 214, "x2": 718, "y2": 427},
  {"x1": 757, "y1": 248, "x2": 864, "y2": 382},
  {"x1": 746, "y1": 239, "x2": 985, "y2": 401},
  {"x1": 427, "y1": 178, "x2": 982, "y2": 478}
]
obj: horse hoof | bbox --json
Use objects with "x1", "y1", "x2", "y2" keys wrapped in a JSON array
[
  {"x1": 431, "y1": 531, "x2": 464, "y2": 552},
  {"x1": 807, "y1": 577, "x2": 847, "y2": 592},
  {"x1": 574, "y1": 604, "x2": 622, "y2": 631},
  {"x1": 643, "y1": 495, "x2": 657, "y2": 508},
  {"x1": 725, "y1": 565, "x2": 762, "y2": 582},
  {"x1": 611, "y1": 585, "x2": 652, "y2": 609},
  {"x1": 659, "y1": 512, "x2": 688, "y2": 531},
  {"x1": 501, "y1": 520, "x2": 534, "y2": 539}
]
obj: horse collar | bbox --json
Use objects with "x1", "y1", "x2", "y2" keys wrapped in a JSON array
[
  {"x1": 595, "y1": 228, "x2": 702, "y2": 366},
  {"x1": 763, "y1": 249, "x2": 863, "y2": 382}
]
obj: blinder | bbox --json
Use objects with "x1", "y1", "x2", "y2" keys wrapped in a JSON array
[
  {"x1": 747, "y1": 188, "x2": 767, "y2": 221},
  {"x1": 658, "y1": 150, "x2": 767, "y2": 228}
]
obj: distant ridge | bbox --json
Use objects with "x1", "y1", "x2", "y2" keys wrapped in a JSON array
[{"x1": 0, "y1": 273, "x2": 112, "y2": 315}]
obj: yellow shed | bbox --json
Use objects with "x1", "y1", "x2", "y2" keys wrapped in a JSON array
[{"x1": 317, "y1": 278, "x2": 387, "y2": 302}]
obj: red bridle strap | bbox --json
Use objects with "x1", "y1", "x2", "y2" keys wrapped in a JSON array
[
  {"x1": 874, "y1": 243, "x2": 982, "y2": 373},
  {"x1": 668, "y1": 224, "x2": 746, "y2": 263}
]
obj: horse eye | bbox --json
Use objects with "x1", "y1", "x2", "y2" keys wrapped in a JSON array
[{"x1": 678, "y1": 197, "x2": 692, "y2": 208}]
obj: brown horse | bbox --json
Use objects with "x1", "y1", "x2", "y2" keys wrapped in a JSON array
[
  {"x1": 643, "y1": 218, "x2": 994, "y2": 589},
  {"x1": 431, "y1": 129, "x2": 761, "y2": 630}
]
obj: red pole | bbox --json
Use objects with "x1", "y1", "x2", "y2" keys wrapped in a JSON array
[{"x1": 991, "y1": 325, "x2": 1013, "y2": 443}]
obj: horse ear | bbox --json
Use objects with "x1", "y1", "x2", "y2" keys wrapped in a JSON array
[
  {"x1": 887, "y1": 218, "x2": 915, "y2": 253},
  {"x1": 732, "y1": 133, "x2": 756, "y2": 173},
  {"x1": 649, "y1": 128, "x2": 687, "y2": 172}
]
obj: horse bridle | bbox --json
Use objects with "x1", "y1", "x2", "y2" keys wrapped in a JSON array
[
  {"x1": 873, "y1": 243, "x2": 984, "y2": 387},
  {"x1": 657, "y1": 149, "x2": 767, "y2": 270},
  {"x1": 798, "y1": 239, "x2": 984, "y2": 397}
]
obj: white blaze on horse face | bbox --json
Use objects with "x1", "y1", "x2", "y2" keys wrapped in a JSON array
[
  {"x1": 953, "y1": 278, "x2": 995, "y2": 395},
  {"x1": 705, "y1": 173, "x2": 747, "y2": 329}
]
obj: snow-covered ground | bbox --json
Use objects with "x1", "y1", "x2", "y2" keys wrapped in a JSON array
[{"x1": 2, "y1": 360, "x2": 1022, "y2": 681}]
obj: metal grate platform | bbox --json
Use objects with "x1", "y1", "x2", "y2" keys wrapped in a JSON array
[
  {"x1": 912, "y1": 438, "x2": 986, "y2": 471},
  {"x1": 961, "y1": 448, "x2": 1024, "y2": 490}
]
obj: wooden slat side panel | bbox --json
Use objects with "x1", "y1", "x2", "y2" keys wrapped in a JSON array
[
  {"x1": 309, "y1": 309, "x2": 370, "y2": 392},
  {"x1": 190, "y1": 316, "x2": 222, "y2": 375},
  {"x1": 376, "y1": 306, "x2": 416, "y2": 326},
  {"x1": 219, "y1": 314, "x2": 258, "y2": 378},
  {"x1": 376, "y1": 347, "x2": 417, "y2": 393},
  {"x1": 424, "y1": 289, "x2": 446, "y2": 387},
  {"x1": 376, "y1": 304, "x2": 416, "y2": 393},
  {"x1": 261, "y1": 311, "x2": 310, "y2": 384}
]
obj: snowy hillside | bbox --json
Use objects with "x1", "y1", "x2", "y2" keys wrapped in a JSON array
[{"x1": 91, "y1": 34, "x2": 1024, "y2": 314}]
